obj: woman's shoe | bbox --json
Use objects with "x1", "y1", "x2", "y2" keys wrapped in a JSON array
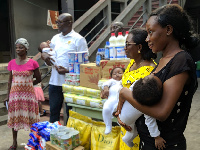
[
  {"x1": 40, "y1": 110, "x2": 46, "y2": 117},
  {"x1": 8, "y1": 145, "x2": 17, "y2": 150}
]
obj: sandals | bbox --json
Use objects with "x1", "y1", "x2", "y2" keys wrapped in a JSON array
[
  {"x1": 8, "y1": 145, "x2": 17, "y2": 150},
  {"x1": 40, "y1": 110, "x2": 46, "y2": 117}
]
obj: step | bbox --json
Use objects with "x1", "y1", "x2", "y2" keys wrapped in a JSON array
[
  {"x1": 41, "y1": 74, "x2": 51, "y2": 83},
  {"x1": 0, "y1": 103, "x2": 7, "y2": 116},
  {"x1": 39, "y1": 66, "x2": 49, "y2": 75},
  {"x1": 0, "y1": 63, "x2": 8, "y2": 71},
  {"x1": 0, "y1": 70, "x2": 9, "y2": 80},
  {"x1": 0, "y1": 80, "x2": 8, "y2": 91},
  {"x1": 0, "y1": 90, "x2": 7, "y2": 102},
  {"x1": 0, "y1": 114, "x2": 8, "y2": 126}
]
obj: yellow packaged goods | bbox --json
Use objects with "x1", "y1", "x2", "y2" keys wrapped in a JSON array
[
  {"x1": 68, "y1": 110, "x2": 92, "y2": 122},
  {"x1": 88, "y1": 97, "x2": 103, "y2": 108},
  {"x1": 74, "y1": 95, "x2": 89, "y2": 106},
  {"x1": 98, "y1": 79, "x2": 109, "y2": 90},
  {"x1": 120, "y1": 127, "x2": 140, "y2": 150},
  {"x1": 73, "y1": 86, "x2": 87, "y2": 95},
  {"x1": 100, "y1": 59, "x2": 130, "y2": 79},
  {"x1": 86, "y1": 88, "x2": 101, "y2": 98},
  {"x1": 80, "y1": 63, "x2": 101, "y2": 89},
  {"x1": 64, "y1": 93, "x2": 76, "y2": 103},
  {"x1": 91, "y1": 121, "x2": 120, "y2": 150},
  {"x1": 62, "y1": 84, "x2": 74, "y2": 93},
  {"x1": 67, "y1": 110, "x2": 93, "y2": 150}
]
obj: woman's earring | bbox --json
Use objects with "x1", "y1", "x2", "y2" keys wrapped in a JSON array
[{"x1": 138, "y1": 50, "x2": 141, "y2": 53}]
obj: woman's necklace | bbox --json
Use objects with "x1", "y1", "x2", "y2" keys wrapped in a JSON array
[{"x1": 136, "y1": 59, "x2": 144, "y2": 69}]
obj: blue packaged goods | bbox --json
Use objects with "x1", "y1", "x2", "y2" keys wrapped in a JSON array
[
  {"x1": 29, "y1": 132, "x2": 38, "y2": 142},
  {"x1": 27, "y1": 139, "x2": 39, "y2": 150},
  {"x1": 82, "y1": 51, "x2": 89, "y2": 63},
  {"x1": 69, "y1": 64, "x2": 74, "y2": 73},
  {"x1": 68, "y1": 52, "x2": 75, "y2": 63},
  {"x1": 75, "y1": 52, "x2": 83, "y2": 63},
  {"x1": 74, "y1": 63, "x2": 81, "y2": 74}
]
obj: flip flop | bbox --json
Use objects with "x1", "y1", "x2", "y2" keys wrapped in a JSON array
[
  {"x1": 40, "y1": 110, "x2": 46, "y2": 117},
  {"x1": 8, "y1": 145, "x2": 17, "y2": 150}
]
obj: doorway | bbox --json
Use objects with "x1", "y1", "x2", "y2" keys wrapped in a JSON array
[{"x1": 0, "y1": 0, "x2": 12, "y2": 63}]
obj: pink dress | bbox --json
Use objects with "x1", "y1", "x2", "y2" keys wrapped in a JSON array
[
  {"x1": 34, "y1": 83, "x2": 45, "y2": 101},
  {"x1": 7, "y1": 59, "x2": 40, "y2": 131}
]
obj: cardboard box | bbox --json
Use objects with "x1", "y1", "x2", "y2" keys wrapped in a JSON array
[
  {"x1": 80, "y1": 63, "x2": 101, "y2": 89},
  {"x1": 46, "y1": 141, "x2": 61, "y2": 150},
  {"x1": 100, "y1": 59, "x2": 130, "y2": 79},
  {"x1": 46, "y1": 141, "x2": 84, "y2": 150},
  {"x1": 74, "y1": 146, "x2": 85, "y2": 150},
  {"x1": 80, "y1": 60, "x2": 130, "y2": 89}
]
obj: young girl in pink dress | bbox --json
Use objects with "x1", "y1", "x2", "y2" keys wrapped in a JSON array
[
  {"x1": 33, "y1": 81, "x2": 45, "y2": 116},
  {"x1": 4, "y1": 38, "x2": 41, "y2": 150}
]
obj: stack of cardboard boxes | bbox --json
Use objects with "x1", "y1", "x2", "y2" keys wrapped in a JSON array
[{"x1": 80, "y1": 60, "x2": 130, "y2": 89}]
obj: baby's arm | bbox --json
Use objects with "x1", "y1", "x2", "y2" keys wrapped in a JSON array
[
  {"x1": 101, "y1": 79, "x2": 114, "y2": 98},
  {"x1": 154, "y1": 136, "x2": 166, "y2": 150},
  {"x1": 144, "y1": 115, "x2": 166, "y2": 149}
]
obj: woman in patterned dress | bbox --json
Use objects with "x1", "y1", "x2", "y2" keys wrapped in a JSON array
[{"x1": 4, "y1": 38, "x2": 41, "y2": 150}]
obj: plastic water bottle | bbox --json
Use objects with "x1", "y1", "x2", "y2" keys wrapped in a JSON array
[
  {"x1": 109, "y1": 33, "x2": 117, "y2": 60},
  {"x1": 96, "y1": 48, "x2": 102, "y2": 66},
  {"x1": 125, "y1": 31, "x2": 129, "y2": 40},
  {"x1": 116, "y1": 32, "x2": 125, "y2": 60},
  {"x1": 100, "y1": 48, "x2": 105, "y2": 60},
  {"x1": 105, "y1": 41, "x2": 110, "y2": 60},
  {"x1": 124, "y1": 31, "x2": 130, "y2": 59}
]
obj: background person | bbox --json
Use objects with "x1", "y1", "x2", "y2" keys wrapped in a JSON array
[
  {"x1": 110, "y1": 21, "x2": 125, "y2": 37},
  {"x1": 4, "y1": 38, "x2": 41, "y2": 150},
  {"x1": 41, "y1": 13, "x2": 88, "y2": 123},
  {"x1": 118, "y1": 4, "x2": 199, "y2": 150}
]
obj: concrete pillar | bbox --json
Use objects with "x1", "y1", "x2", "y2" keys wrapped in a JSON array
[
  {"x1": 143, "y1": 0, "x2": 151, "y2": 23},
  {"x1": 120, "y1": 0, "x2": 128, "y2": 11},
  {"x1": 159, "y1": 0, "x2": 167, "y2": 6},
  {"x1": 103, "y1": 0, "x2": 111, "y2": 26},
  {"x1": 61, "y1": 0, "x2": 74, "y2": 18}
]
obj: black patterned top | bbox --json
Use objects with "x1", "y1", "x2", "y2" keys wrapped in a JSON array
[{"x1": 136, "y1": 51, "x2": 198, "y2": 146}]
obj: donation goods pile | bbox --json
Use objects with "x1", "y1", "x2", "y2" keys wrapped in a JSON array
[
  {"x1": 66, "y1": 51, "x2": 89, "y2": 86},
  {"x1": 62, "y1": 84, "x2": 106, "y2": 108},
  {"x1": 24, "y1": 121, "x2": 80, "y2": 150}
]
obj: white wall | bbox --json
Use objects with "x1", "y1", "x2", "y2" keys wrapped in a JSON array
[{"x1": 13, "y1": 0, "x2": 59, "y2": 57}]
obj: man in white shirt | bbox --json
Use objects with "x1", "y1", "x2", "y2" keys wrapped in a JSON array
[{"x1": 41, "y1": 13, "x2": 88, "y2": 123}]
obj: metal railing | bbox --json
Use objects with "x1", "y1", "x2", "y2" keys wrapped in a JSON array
[
  {"x1": 41, "y1": 67, "x2": 52, "y2": 91},
  {"x1": 129, "y1": 10, "x2": 147, "y2": 30},
  {"x1": 84, "y1": 16, "x2": 107, "y2": 46}
]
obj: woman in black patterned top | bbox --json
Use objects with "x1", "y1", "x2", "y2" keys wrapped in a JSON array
[{"x1": 117, "y1": 4, "x2": 199, "y2": 150}]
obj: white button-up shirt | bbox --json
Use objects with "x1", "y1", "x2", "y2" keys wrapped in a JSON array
[{"x1": 49, "y1": 30, "x2": 88, "y2": 86}]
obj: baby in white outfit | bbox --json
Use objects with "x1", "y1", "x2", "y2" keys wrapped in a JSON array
[
  {"x1": 102, "y1": 67, "x2": 125, "y2": 135},
  {"x1": 39, "y1": 42, "x2": 57, "y2": 66},
  {"x1": 117, "y1": 74, "x2": 166, "y2": 148}
]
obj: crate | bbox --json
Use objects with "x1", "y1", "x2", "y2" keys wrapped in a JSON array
[{"x1": 46, "y1": 141, "x2": 85, "y2": 150}]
